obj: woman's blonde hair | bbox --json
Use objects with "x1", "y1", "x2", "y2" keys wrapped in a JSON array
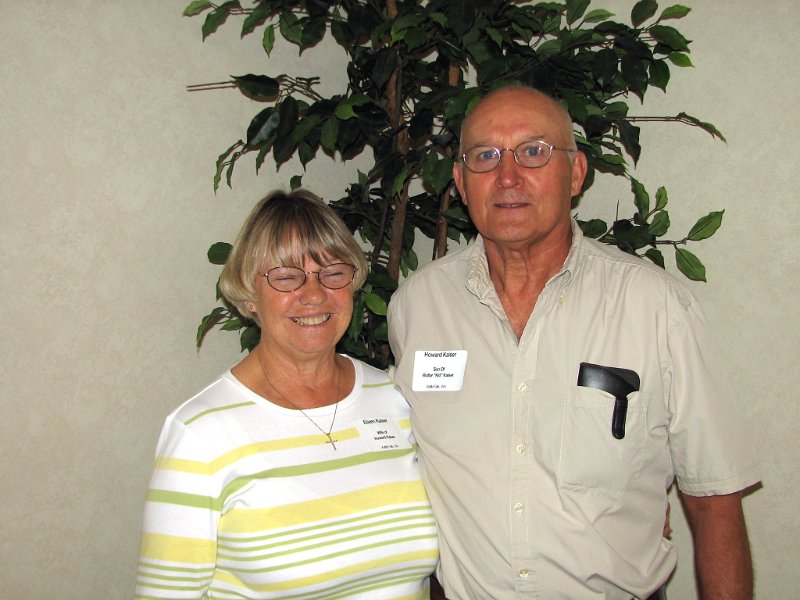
[{"x1": 219, "y1": 190, "x2": 367, "y2": 323}]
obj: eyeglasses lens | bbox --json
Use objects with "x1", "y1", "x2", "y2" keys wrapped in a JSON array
[
  {"x1": 463, "y1": 141, "x2": 552, "y2": 172},
  {"x1": 266, "y1": 264, "x2": 356, "y2": 292}
]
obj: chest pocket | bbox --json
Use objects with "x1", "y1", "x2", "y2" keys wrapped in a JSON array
[{"x1": 559, "y1": 386, "x2": 647, "y2": 493}]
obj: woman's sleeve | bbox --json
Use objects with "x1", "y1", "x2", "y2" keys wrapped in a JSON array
[{"x1": 134, "y1": 414, "x2": 220, "y2": 599}]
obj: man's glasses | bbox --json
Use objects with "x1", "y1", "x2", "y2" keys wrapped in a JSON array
[
  {"x1": 461, "y1": 140, "x2": 576, "y2": 173},
  {"x1": 261, "y1": 263, "x2": 357, "y2": 292}
]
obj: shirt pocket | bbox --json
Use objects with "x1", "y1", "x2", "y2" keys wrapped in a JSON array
[{"x1": 559, "y1": 386, "x2": 647, "y2": 493}]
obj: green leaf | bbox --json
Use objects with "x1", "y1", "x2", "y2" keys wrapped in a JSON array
[
  {"x1": 618, "y1": 120, "x2": 641, "y2": 164},
  {"x1": 676, "y1": 248, "x2": 706, "y2": 281},
  {"x1": 241, "y1": 4, "x2": 269, "y2": 37},
  {"x1": 650, "y1": 25, "x2": 690, "y2": 51},
  {"x1": 364, "y1": 292, "x2": 388, "y2": 316},
  {"x1": 221, "y1": 318, "x2": 243, "y2": 331},
  {"x1": 246, "y1": 107, "x2": 280, "y2": 147},
  {"x1": 631, "y1": 0, "x2": 658, "y2": 27},
  {"x1": 644, "y1": 248, "x2": 665, "y2": 268},
  {"x1": 201, "y1": 1, "x2": 238, "y2": 40},
  {"x1": 648, "y1": 210, "x2": 670, "y2": 236},
  {"x1": 422, "y1": 154, "x2": 455, "y2": 194},
  {"x1": 660, "y1": 4, "x2": 691, "y2": 21},
  {"x1": 578, "y1": 218, "x2": 608, "y2": 238},
  {"x1": 655, "y1": 186, "x2": 668, "y2": 210},
  {"x1": 300, "y1": 16, "x2": 327, "y2": 51},
  {"x1": 262, "y1": 24, "x2": 276, "y2": 55},
  {"x1": 240, "y1": 324, "x2": 261, "y2": 352},
  {"x1": 321, "y1": 117, "x2": 339, "y2": 153},
  {"x1": 207, "y1": 242, "x2": 232, "y2": 265},
  {"x1": 346, "y1": 292, "x2": 365, "y2": 340},
  {"x1": 232, "y1": 74, "x2": 280, "y2": 99},
  {"x1": 196, "y1": 306, "x2": 228, "y2": 348},
  {"x1": 583, "y1": 9, "x2": 614, "y2": 23},
  {"x1": 279, "y1": 12, "x2": 302, "y2": 45},
  {"x1": 667, "y1": 52, "x2": 693, "y2": 67},
  {"x1": 687, "y1": 210, "x2": 724, "y2": 241},
  {"x1": 677, "y1": 112, "x2": 725, "y2": 141},
  {"x1": 592, "y1": 48, "x2": 618, "y2": 89},
  {"x1": 649, "y1": 59, "x2": 670, "y2": 91},
  {"x1": 335, "y1": 103, "x2": 357, "y2": 120},
  {"x1": 372, "y1": 48, "x2": 398, "y2": 89},
  {"x1": 631, "y1": 178, "x2": 650, "y2": 216},
  {"x1": 290, "y1": 175, "x2": 303, "y2": 190},
  {"x1": 183, "y1": 0, "x2": 213, "y2": 17},
  {"x1": 566, "y1": 0, "x2": 591, "y2": 25}
]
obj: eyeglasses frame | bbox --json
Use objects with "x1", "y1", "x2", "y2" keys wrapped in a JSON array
[
  {"x1": 460, "y1": 140, "x2": 577, "y2": 173},
  {"x1": 260, "y1": 263, "x2": 358, "y2": 293}
]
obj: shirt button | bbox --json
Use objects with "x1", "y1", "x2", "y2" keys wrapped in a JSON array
[
  {"x1": 513, "y1": 502, "x2": 524, "y2": 514},
  {"x1": 516, "y1": 443, "x2": 528, "y2": 454},
  {"x1": 517, "y1": 382, "x2": 528, "y2": 392},
  {"x1": 519, "y1": 568, "x2": 529, "y2": 578}
]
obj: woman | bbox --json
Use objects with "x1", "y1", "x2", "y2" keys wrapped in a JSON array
[{"x1": 135, "y1": 190, "x2": 438, "y2": 599}]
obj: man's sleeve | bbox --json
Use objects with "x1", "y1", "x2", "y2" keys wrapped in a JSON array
[{"x1": 665, "y1": 292, "x2": 760, "y2": 496}]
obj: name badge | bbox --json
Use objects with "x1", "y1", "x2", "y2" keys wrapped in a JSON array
[
  {"x1": 411, "y1": 350, "x2": 468, "y2": 391},
  {"x1": 356, "y1": 418, "x2": 412, "y2": 451}
]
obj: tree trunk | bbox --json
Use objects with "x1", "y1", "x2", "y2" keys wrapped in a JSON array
[{"x1": 385, "y1": 0, "x2": 409, "y2": 282}]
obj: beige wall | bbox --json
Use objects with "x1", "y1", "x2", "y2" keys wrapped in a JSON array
[{"x1": 1, "y1": 1, "x2": 797, "y2": 597}]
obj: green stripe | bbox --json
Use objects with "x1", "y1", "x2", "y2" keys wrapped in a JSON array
[
  {"x1": 217, "y1": 510, "x2": 433, "y2": 551},
  {"x1": 148, "y1": 447, "x2": 417, "y2": 512},
  {"x1": 138, "y1": 562, "x2": 213, "y2": 575},
  {"x1": 361, "y1": 380, "x2": 393, "y2": 389},
  {"x1": 183, "y1": 401, "x2": 256, "y2": 425},
  {"x1": 208, "y1": 566, "x2": 433, "y2": 600},
  {"x1": 215, "y1": 533, "x2": 437, "y2": 573},
  {"x1": 217, "y1": 520, "x2": 435, "y2": 561},
  {"x1": 217, "y1": 504, "x2": 429, "y2": 544},
  {"x1": 145, "y1": 489, "x2": 218, "y2": 510},
  {"x1": 218, "y1": 446, "x2": 415, "y2": 506}
]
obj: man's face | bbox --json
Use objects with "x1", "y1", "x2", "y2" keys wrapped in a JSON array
[{"x1": 453, "y1": 88, "x2": 587, "y2": 253}]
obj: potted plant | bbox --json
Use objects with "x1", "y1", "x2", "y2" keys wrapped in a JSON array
[{"x1": 186, "y1": 0, "x2": 723, "y2": 368}]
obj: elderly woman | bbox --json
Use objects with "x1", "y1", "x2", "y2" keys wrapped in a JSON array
[{"x1": 135, "y1": 190, "x2": 438, "y2": 599}]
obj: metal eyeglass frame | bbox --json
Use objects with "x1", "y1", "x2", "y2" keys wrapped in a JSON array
[
  {"x1": 261, "y1": 263, "x2": 358, "y2": 292},
  {"x1": 460, "y1": 140, "x2": 576, "y2": 173}
]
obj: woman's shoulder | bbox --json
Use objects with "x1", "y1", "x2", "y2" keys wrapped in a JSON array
[{"x1": 167, "y1": 371, "x2": 252, "y2": 426}]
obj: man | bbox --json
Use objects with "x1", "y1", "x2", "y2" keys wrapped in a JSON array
[{"x1": 388, "y1": 86, "x2": 759, "y2": 599}]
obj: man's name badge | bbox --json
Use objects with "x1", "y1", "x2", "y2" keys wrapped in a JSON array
[{"x1": 411, "y1": 350, "x2": 468, "y2": 391}]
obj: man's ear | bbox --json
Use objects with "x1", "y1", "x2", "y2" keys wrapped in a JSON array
[
  {"x1": 570, "y1": 151, "x2": 588, "y2": 197},
  {"x1": 453, "y1": 162, "x2": 468, "y2": 205}
]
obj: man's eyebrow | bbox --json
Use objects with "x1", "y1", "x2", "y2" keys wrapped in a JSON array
[{"x1": 466, "y1": 136, "x2": 547, "y2": 147}]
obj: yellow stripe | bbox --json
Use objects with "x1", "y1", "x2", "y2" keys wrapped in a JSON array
[
  {"x1": 155, "y1": 428, "x2": 364, "y2": 475},
  {"x1": 214, "y1": 549, "x2": 438, "y2": 592},
  {"x1": 220, "y1": 481, "x2": 429, "y2": 533},
  {"x1": 139, "y1": 533, "x2": 215, "y2": 564}
]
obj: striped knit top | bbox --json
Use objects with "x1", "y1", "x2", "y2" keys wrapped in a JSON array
[{"x1": 135, "y1": 356, "x2": 438, "y2": 599}]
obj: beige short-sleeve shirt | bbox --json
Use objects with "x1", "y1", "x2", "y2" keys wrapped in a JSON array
[{"x1": 388, "y1": 224, "x2": 759, "y2": 600}]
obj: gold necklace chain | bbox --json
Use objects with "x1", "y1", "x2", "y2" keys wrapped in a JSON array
[{"x1": 256, "y1": 351, "x2": 340, "y2": 450}]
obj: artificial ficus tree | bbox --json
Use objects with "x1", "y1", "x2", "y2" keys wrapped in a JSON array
[{"x1": 187, "y1": 0, "x2": 724, "y2": 368}]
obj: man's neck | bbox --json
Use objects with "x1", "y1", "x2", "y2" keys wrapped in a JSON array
[{"x1": 483, "y1": 228, "x2": 572, "y2": 340}]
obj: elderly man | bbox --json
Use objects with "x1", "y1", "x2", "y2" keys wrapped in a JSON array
[{"x1": 388, "y1": 86, "x2": 759, "y2": 599}]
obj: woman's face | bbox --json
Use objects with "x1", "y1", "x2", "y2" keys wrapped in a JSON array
[{"x1": 251, "y1": 257, "x2": 354, "y2": 363}]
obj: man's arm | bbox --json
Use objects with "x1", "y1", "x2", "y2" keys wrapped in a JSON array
[{"x1": 679, "y1": 491, "x2": 753, "y2": 600}]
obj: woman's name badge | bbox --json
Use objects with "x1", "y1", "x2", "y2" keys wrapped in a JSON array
[
  {"x1": 356, "y1": 418, "x2": 412, "y2": 451},
  {"x1": 411, "y1": 350, "x2": 468, "y2": 391}
]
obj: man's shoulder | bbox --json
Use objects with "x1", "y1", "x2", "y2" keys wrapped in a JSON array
[
  {"x1": 396, "y1": 242, "x2": 475, "y2": 292},
  {"x1": 578, "y1": 236, "x2": 696, "y2": 305}
]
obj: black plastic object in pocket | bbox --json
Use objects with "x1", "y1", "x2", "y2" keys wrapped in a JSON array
[{"x1": 577, "y1": 363, "x2": 640, "y2": 440}]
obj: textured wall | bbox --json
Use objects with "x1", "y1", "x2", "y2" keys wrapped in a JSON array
[{"x1": 1, "y1": 1, "x2": 797, "y2": 598}]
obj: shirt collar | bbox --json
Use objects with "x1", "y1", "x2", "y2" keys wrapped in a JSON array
[{"x1": 465, "y1": 219, "x2": 585, "y2": 296}]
